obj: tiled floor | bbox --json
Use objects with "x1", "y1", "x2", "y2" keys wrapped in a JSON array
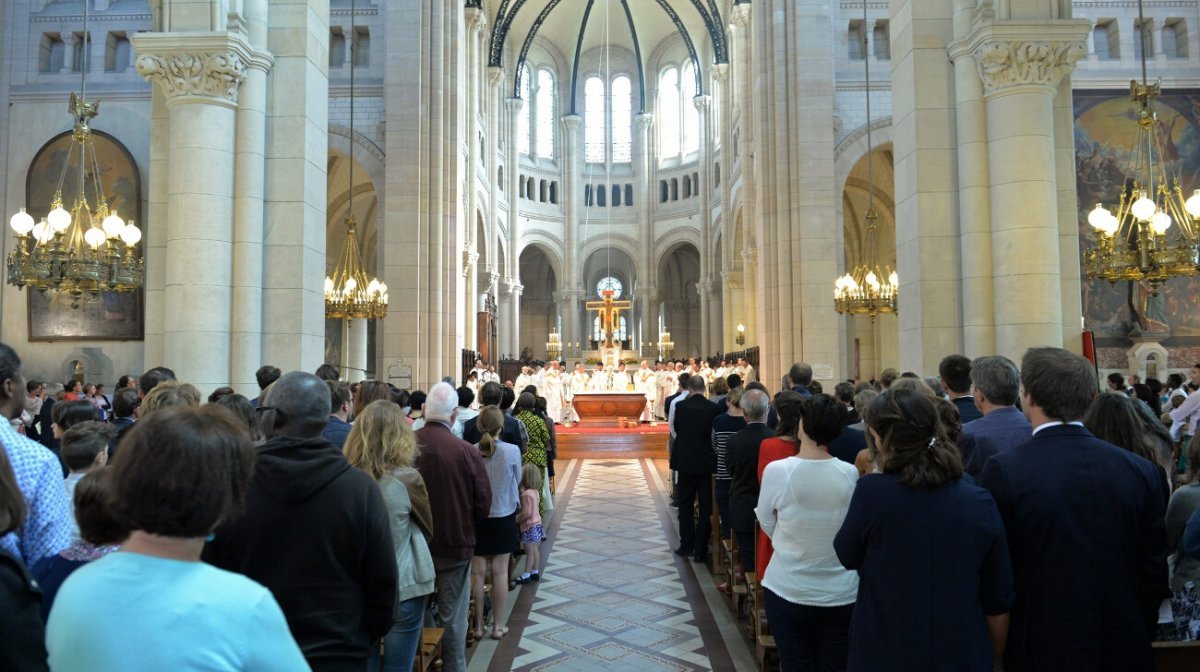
[{"x1": 470, "y1": 459, "x2": 755, "y2": 672}]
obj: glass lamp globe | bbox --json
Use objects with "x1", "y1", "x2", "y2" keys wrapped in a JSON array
[
  {"x1": 84, "y1": 227, "x2": 106, "y2": 249},
  {"x1": 10, "y1": 207, "x2": 35, "y2": 235},
  {"x1": 1088, "y1": 204, "x2": 1112, "y2": 230},
  {"x1": 344, "y1": 277, "x2": 357, "y2": 292},
  {"x1": 1150, "y1": 211, "x2": 1172, "y2": 235},
  {"x1": 102, "y1": 210, "x2": 125, "y2": 237},
  {"x1": 1186, "y1": 190, "x2": 1200, "y2": 219},
  {"x1": 32, "y1": 220, "x2": 48, "y2": 242},
  {"x1": 888, "y1": 271, "x2": 899, "y2": 286},
  {"x1": 119, "y1": 222, "x2": 141, "y2": 246},
  {"x1": 47, "y1": 204, "x2": 71, "y2": 232},
  {"x1": 865, "y1": 270, "x2": 880, "y2": 289},
  {"x1": 1131, "y1": 193, "x2": 1157, "y2": 222}
]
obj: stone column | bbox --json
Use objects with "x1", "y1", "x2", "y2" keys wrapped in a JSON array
[
  {"x1": 504, "y1": 96, "x2": 523, "y2": 334},
  {"x1": 890, "y1": 0, "x2": 963, "y2": 373},
  {"x1": 486, "y1": 67, "x2": 504, "y2": 283},
  {"x1": 741, "y1": 247, "x2": 758, "y2": 350},
  {"x1": 730, "y1": 3, "x2": 759, "y2": 350},
  {"x1": 693, "y1": 94, "x2": 713, "y2": 356},
  {"x1": 347, "y1": 316, "x2": 368, "y2": 382},
  {"x1": 561, "y1": 114, "x2": 582, "y2": 296},
  {"x1": 143, "y1": 85, "x2": 169, "y2": 367},
  {"x1": 262, "y1": 0, "x2": 329, "y2": 373},
  {"x1": 948, "y1": 5, "x2": 995, "y2": 359},
  {"x1": 134, "y1": 35, "x2": 251, "y2": 393},
  {"x1": 634, "y1": 112, "x2": 655, "y2": 350},
  {"x1": 507, "y1": 282, "x2": 523, "y2": 356},
  {"x1": 462, "y1": 8, "x2": 486, "y2": 349},
  {"x1": 969, "y1": 23, "x2": 1087, "y2": 359},
  {"x1": 497, "y1": 289, "x2": 512, "y2": 356},
  {"x1": 230, "y1": 0, "x2": 273, "y2": 393}
]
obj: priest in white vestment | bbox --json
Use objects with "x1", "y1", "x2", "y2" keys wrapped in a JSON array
[
  {"x1": 635, "y1": 360, "x2": 656, "y2": 422},
  {"x1": 568, "y1": 363, "x2": 590, "y2": 423},
  {"x1": 611, "y1": 363, "x2": 632, "y2": 391},
  {"x1": 514, "y1": 367, "x2": 533, "y2": 392},
  {"x1": 589, "y1": 364, "x2": 610, "y2": 391},
  {"x1": 541, "y1": 361, "x2": 565, "y2": 424}
]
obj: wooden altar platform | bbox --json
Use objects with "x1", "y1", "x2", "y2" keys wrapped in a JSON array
[{"x1": 555, "y1": 423, "x2": 669, "y2": 459}]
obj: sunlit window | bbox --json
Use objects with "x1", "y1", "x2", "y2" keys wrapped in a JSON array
[
  {"x1": 658, "y1": 67, "x2": 680, "y2": 160},
  {"x1": 518, "y1": 64, "x2": 532, "y2": 156},
  {"x1": 585, "y1": 76, "x2": 606, "y2": 163},
  {"x1": 611, "y1": 76, "x2": 632, "y2": 163},
  {"x1": 593, "y1": 316, "x2": 628, "y2": 342},
  {"x1": 536, "y1": 69, "x2": 555, "y2": 159}
]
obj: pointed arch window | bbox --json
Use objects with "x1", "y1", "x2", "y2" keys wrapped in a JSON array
[
  {"x1": 681, "y1": 61, "x2": 700, "y2": 155},
  {"x1": 585, "y1": 76, "x2": 606, "y2": 164},
  {"x1": 611, "y1": 76, "x2": 632, "y2": 163},
  {"x1": 518, "y1": 64, "x2": 532, "y2": 156},
  {"x1": 658, "y1": 67, "x2": 680, "y2": 161},
  {"x1": 536, "y1": 69, "x2": 555, "y2": 160}
]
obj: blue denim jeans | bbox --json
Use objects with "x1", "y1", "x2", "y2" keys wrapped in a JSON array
[{"x1": 368, "y1": 595, "x2": 428, "y2": 672}]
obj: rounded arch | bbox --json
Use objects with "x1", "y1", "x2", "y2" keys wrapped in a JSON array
[
  {"x1": 834, "y1": 117, "x2": 892, "y2": 199},
  {"x1": 516, "y1": 235, "x2": 565, "y2": 284},
  {"x1": 653, "y1": 225, "x2": 702, "y2": 271}
]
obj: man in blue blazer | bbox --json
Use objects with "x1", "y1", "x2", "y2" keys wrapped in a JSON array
[
  {"x1": 671, "y1": 375, "x2": 721, "y2": 562},
  {"x1": 939, "y1": 354, "x2": 983, "y2": 424},
  {"x1": 979, "y1": 347, "x2": 1168, "y2": 672},
  {"x1": 958, "y1": 356, "x2": 1031, "y2": 477}
]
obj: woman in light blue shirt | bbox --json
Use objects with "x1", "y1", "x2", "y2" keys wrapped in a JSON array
[{"x1": 46, "y1": 405, "x2": 308, "y2": 671}]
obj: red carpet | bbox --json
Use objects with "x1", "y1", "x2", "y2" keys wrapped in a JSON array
[{"x1": 556, "y1": 423, "x2": 670, "y2": 436}]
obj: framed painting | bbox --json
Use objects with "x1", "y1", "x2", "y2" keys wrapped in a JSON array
[{"x1": 25, "y1": 129, "x2": 144, "y2": 341}]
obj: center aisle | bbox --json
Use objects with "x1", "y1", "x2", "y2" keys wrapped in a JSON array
[{"x1": 470, "y1": 458, "x2": 748, "y2": 672}]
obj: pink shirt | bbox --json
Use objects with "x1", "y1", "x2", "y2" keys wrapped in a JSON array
[{"x1": 518, "y1": 488, "x2": 542, "y2": 532}]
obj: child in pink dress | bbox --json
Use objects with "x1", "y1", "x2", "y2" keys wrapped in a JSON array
[{"x1": 515, "y1": 463, "x2": 545, "y2": 584}]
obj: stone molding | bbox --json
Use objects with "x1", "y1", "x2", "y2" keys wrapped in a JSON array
[
  {"x1": 952, "y1": 20, "x2": 1091, "y2": 98},
  {"x1": 487, "y1": 67, "x2": 505, "y2": 89},
  {"x1": 505, "y1": 97, "x2": 525, "y2": 114},
  {"x1": 729, "y1": 3, "x2": 751, "y2": 30},
  {"x1": 561, "y1": 114, "x2": 582, "y2": 130},
  {"x1": 132, "y1": 33, "x2": 254, "y2": 108},
  {"x1": 465, "y1": 7, "x2": 487, "y2": 35},
  {"x1": 693, "y1": 94, "x2": 712, "y2": 111},
  {"x1": 635, "y1": 113, "x2": 655, "y2": 129}
]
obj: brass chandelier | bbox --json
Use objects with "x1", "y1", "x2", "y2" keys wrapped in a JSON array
[
  {"x1": 324, "y1": 0, "x2": 387, "y2": 321},
  {"x1": 834, "y1": 0, "x2": 897, "y2": 318},
  {"x1": 7, "y1": 2, "x2": 142, "y2": 306},
  {"x1": 1084, "y1": 0, "x2": 1200, "y2": 293}
]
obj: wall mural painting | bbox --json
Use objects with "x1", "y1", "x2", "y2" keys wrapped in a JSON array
[
  {"x1": 1075, "y1": 89, "x2": 1200, "y2": 365},
  {"x1": 25, "y1": 130, "x2": 143, "y2": 341}
]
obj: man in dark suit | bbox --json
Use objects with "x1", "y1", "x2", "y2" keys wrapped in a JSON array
[
  {"x1": 462, "y1": 381, "x2": 527, "y2": 453},
  {"x1": 834, "y1": 381, "x2": 859, "y2": 425},
  {"x1": 939, "y1": 354, "x2": 982, "y2": 424},
  {"x1": 786, "y1": 362, "x2": 814, "y2": 399},
  {"x1": 726, "y1": 388, "x2": 775, "y2": 574},
  {"x1": 958, "y1": 355, "x2": 1031, "y2": 477},
  {"x1": 979, "y1": 347, "x2": 1168, "y2": 672},
  {"x1": 828, "y1": 424, "x2": 866, "y2": 465},
  {"x1": 670, "y1": 375, "x2": 720, "y2": 562}
]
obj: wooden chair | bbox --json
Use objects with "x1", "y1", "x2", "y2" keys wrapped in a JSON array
[
  {"x1": 710, "y1": 475, "x2": 724, "y2": 573},
  {"x1": 750, "y1": 521, "x2": 778, "y2": 669},
  {"x1": 415, "y1": 627, "x2": 444, "y2": 672},
  {"x1": 1153, "y1": 641, "x2": 1200, "y2": 672}
]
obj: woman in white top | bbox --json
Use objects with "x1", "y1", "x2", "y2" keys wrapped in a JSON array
[{"x1": 755, "y1": 393, "x2": 860, "y2": 672}]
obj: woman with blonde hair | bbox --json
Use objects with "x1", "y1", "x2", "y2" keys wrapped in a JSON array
[
  {"x1": 470, "y1": 406, "x2": 521, "y2": 640},
  {"x1": 344, "y1": 401, "x2": 435, "y2": 672}
]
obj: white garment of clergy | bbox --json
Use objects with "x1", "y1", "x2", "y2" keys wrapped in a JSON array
[
  {"x1": 741, "y1": 364, "x2": 756, "y2": 383},
  {"x1": 589, "y1": 370, "x2": 610, "y2": 391},
  {"x1": 714, "y1": 366, "x2": 729, "y2": 380},
  {"x1": 542, "y1": 370, "x2": 565, "y2": 424},
  {"x1": 482, "y1": 371, "x2": 500, "y2": 384},
  {"x1": 611, "y1": 371, "x2": 632, "y2": 391},
  {"x1": 514, "y1": 373, "x2": 533, "y2": 391},
  {"x1": 635, "y1": 366, "x2": 656, "y2": 421},
  {"x1": 569, "y1": 371, "x2": 591, "y2": 394}
]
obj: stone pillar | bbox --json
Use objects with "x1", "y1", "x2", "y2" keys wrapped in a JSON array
[
  {"x1": 347, "y1": 316, "x2": 368, "y2": 382},
  {"x1": 741, "y1": 247, "x2": 758, "y2": 350},
  {"x1": 462, "y1": 8, "x2": 486, "y2": 349},
  {"x1": 948, "y1": 5, "x2": 995, "y2": 359},
  {"x1": 262, "y1": 0, "x2": 329, "y2": 373},
  {"x1": 504, "y1": 95, "x2": 523, "y2": 310},
  {"x1": 970, "y1": 24, "x2": 1087, "y2": 359},
  {"x1": 497, "y1": 289, "x2": 512, "y2": 356},
  {"x1": 890, "y1": 0, "x2": 962, "y2": 374},
  {"x1": 507, "y1": 282, "x2": 523, "y2": 356},
  {"x1": 143, "y1": 85, "x2": 169, "y2": 368},
  {"x1": 634, "y1": 112, "x2": 655, "y2": 349},
  {"x1": 486, "y1": 67, "x2": 504, "y2": 282},
  {"x1": 751, "y1": 0, "x2": 840, "y2": 383},
  {"x1": 230, "y1": 0, "x2": 272, "y2": 393},
  {"x1": 693, "y1": 94, "x2": 713, "y2": 356},
  {"x1": 730, "y1": 3, "x2": 759, "y2": 350},
  {"x1": 134, "y1": 35, "x2": 251, "y2": 393},
  {"x1": 561, "y1": 114, "x2": 582, "y2": 296}
]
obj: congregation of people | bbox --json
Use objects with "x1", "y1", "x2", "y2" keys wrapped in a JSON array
[
  {"x1": 4, "y1": 338, "x2": 1200, "y2": 671},
  {"x1": 666, "y1": 349, "x2": 1200, "y2": 671}
]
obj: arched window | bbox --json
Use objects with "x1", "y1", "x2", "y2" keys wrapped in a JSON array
[
  {"x1": 536, "y1": 69, "x2": 555, "y2": 159},
  {"x1": 681, "y1": 61, "x2": 699, "y2": 155},
  {"x1": 658, "y1": 67, "x2": 680, "y2": 160},
  {"x1": 585, "y1": 76, "x2": 606, "y2": 163},
  {"x1": 517, "y1": 64, "x2": 532, "y2": 156},
  {"x1": 611, "y1": 76, "x2": 632, "y2": 163}
]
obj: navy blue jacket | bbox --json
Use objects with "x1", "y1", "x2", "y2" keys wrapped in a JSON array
[
  {"x1": 951, "y1": 394, "x2": 983, "y2": 424},
  {"x1": 979, "y1": 424, "x2": 1168, "y2": 672},
  {"x1": 957, "y1": 406, "x2": 1031, "y2": 477}
]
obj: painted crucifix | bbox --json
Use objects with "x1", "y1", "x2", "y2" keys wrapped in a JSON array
[{"x1": 586, "y1": 289, "x2": 632, "y2": 349}]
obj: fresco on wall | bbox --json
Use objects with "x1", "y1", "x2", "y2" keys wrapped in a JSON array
[
  {"x1": 1075, "y1": 89, "x2": 1200, "y2": 356},
  {"x1": 25, "y1": 130, "x2": 143, "y2": 341}
]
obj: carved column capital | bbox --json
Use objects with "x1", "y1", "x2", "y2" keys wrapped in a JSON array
[
  {"x1": 693, "y1": 94, "x2": 713, "y2": 111},
  {"x1": 711, "y1": 63, "x2": 729, "y2": 82},
  {"x1": 487, "y1": 66, "x2": 505, "y2": 89},
  {"x1": 635, "y1": 113, "x2": 654, "y2": 129},
  {"x1": 132, "y1": 33, "x2": 254, "y2": 108},
  {"x1": 730, "y1": 4, "x2": 751, "y2": 31},
  {"x1": 504, "y1": 96, "x2": 525, "y2": 115},
  {"x1": 465, "y1": 7, "x2": 488, "y2": 35},
  {"x1": 958, "y1": 21, "x2": 1091, "y2": 98},
  {"x1": 561, "y1": 114, "x2": 582, "y2": 130}
]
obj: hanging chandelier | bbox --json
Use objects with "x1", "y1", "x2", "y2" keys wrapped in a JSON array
[
  {"x1": 1084, "y1": 0, "x2": 1200, "y2": 293},
  {"x1": 834, "y1": 0, "x2": 897, "y2": 319},
  {"x1": 6, "y1": 3, "x2": 142, "y2": 306},
  {"x1": 324, "y1": 0, "x2": 386, "y2": 321}
]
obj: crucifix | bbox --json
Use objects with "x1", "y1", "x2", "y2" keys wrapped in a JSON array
[{"x1": 586, "y1": 289, "x2": 632, "y2": 349}]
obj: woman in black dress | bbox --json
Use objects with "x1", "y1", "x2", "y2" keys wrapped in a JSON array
[{"x1": 834, "y1": 388, "x2": 1014, "y2": 671}]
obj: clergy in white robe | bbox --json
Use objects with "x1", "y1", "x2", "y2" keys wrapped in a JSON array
[
  {"x1": 611, "y1": 364, "x2": 632, "y2": 391},
  {"x1": 589, "y1": 365, "x2": 610, "y2": 391},
  {"x1": 514, "y1": 367, "x2": 533, "y2": 392},
  {"x1": 541, "y1": 362, "x2": 565, "y2": 424},
  {"x1": 635, "y1": 361, "x2": 656, "y2": 422},
  {"x1": 568, "y1": 363, "x2": 590, "y2": 423}
]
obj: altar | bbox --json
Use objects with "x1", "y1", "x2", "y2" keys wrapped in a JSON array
[{"x1": 571, "y1": 392, "x2": 650, "y2": 427}]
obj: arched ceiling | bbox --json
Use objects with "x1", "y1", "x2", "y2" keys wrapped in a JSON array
[
  {"x1": 326, "y1": 152, "x2": 379, "y2": 276},
  {"x1": 483, "y1": 0, "x2": 724, "y2": 101},
  {"x1": 842, "y1": 147, "x2": 896, "y2": 270}
]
